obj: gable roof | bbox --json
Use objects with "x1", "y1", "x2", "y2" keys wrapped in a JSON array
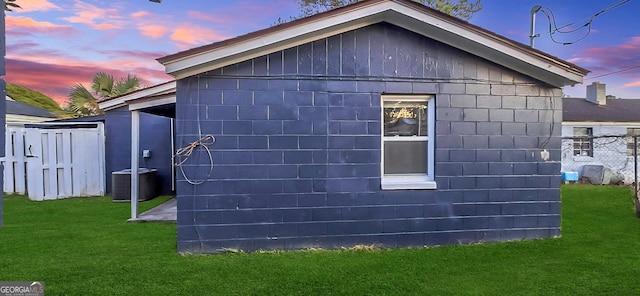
[
  {"x1": 563, "y1": 98, "x2": 640, "y2": 123},
  {"x1": 6, "y1": 97, "x2": 56, "y2": 119},
  {"x1": 158, "y1": 0, "x2": 588, "y2": 87}
]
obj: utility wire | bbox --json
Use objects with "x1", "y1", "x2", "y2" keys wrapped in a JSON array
[
  {"x1": 585, "y1": 65, "x2": 640, "y2": 80},
  {"x1": 537, "y1": 0, "x2": 630, "y2": 45}
]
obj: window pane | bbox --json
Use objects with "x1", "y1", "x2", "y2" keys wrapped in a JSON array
[
  {"x1": 384, "y1": 101, "x2": 427, "y2": 136},
  {"x1": 573, "y1": 127, "x2": 592, "y2": 136},
  {"x1": 572, "y1": 127, "x2": 593, "y2": 156},
  {"x1": 384, "y1": 141, "x2": 427, "y2": 174}
]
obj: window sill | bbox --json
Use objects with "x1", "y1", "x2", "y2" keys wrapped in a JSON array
[
  {"x1": 572, "y1": 156, "x2": 594, "y2": 162},
  {"x1": 381, "y1": 176, "x2": 437, "y2": 190}
]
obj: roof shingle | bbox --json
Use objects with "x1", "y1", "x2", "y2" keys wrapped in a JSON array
[{"x1": 563, "y1": 98, "x2": 640, "y2": 122}]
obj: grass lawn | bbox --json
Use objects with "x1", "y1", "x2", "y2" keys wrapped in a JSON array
[{"x1": 1, "y1": 185, "x2": 640, "y2": 295}]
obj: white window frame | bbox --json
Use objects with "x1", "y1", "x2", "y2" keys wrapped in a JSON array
[
  {"x1": 381, "y1": 95, "x2": 436, "y2": 190},
  {"x1": 572, "y1": 127, "x2": 593, "y2": 157},
  {"x1": 627, "y1": 128, "x2": 640, "y2": 157}
]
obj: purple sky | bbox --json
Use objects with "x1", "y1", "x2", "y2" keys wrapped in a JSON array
[{"x1": 5, "y1": 0, "x2": 639, "y2": 104}]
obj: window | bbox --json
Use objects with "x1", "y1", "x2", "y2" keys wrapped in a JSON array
[
  {"x1": 627, "y1": 128, "x2": 640, "y2": 156},
  {"x1": 573, "y1": 127, "x2": 593, "y2": 157},
  {"x1": 381, "y1": 95, "x2": 435, "y2": 190}
]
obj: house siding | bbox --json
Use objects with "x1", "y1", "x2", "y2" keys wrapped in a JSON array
[
  {"x1": 175, "y1": 23, "x2": 563, "y2": 253},
  {"x1": 561, "y1": 124, "x2": 639, "y2": 184}
]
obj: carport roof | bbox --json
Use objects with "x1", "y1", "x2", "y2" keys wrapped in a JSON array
[{"x1": 97, "y1": 80, "x2": 176, "y2": 118}]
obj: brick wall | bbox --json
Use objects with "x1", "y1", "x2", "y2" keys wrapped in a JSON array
[{"x1": 175, "y1": 23, "x2": 562, "y2": 253}]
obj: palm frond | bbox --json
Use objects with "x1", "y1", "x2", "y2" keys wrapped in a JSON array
[
  {"x1": 113, "y1": 74, "x2": 141, "y2": 97},
  {"x1": 5, "y1": 0, "x2": 21, "y2": 11},
  {"x1": 91, "y1": 72, "x2": 115, "y2": 100},
  {"x1": 66, "y1": 83, "x2": 103, "y2": 117}
]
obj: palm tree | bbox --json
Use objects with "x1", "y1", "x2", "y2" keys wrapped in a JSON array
[
  {"x1": 4, "y1": 0, "x2": 20, "y2": 11},
  {"x1": 66, "y1": 72, "x2": 141, "y2": 117}
]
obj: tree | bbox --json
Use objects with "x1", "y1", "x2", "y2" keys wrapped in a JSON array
[
  {"x1": 6, "y1": 83, "x2": 62, "y2": 112},
  {"x1": 65, "y1": 72, "x2": 141, "y2": 117},
  {"x1": 298, "y1": 0, "x2": 482, "y2": 20}
]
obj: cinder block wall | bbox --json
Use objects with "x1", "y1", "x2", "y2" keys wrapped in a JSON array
[{"x1": 175, "y1": 23, "x2": 563, "y2": 253}]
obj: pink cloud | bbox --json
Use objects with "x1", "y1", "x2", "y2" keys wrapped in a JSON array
[
  {"x1": 18, "y1": 0, "x2": 61, "y2": 12},
  {"x1": 566, "y1": 57, "x2": 582, "y2": 63},
  {"x1": 63, "y1": 2, "x2": 124, "y2": 30},
  {"x1": 170, "y1": 26, "x2": 228, "y2": 46},
  {"x1": 6, "y1": 16, "x2": 76, "y2": 36},
  {"x1": 186, "y1": 1, "x2": 297, "y2": 31},
  {"x1": 139, "y1": 25, "x2": 168, "y2": 38},
  {"x1": 128, "y1": 1, "x2": 297, "y2": 49},
  {"x1": 131, "y1": 11, "x2": 151, "y2": 18},
  {"x1": 98, "y1": 49, "x2": 170, "y2": 62},
  {"x1": 624, "y1": 81, "x2": 640, "y2": 88},
  {"x1": 577, "y1": 36, "x2": 640, "y2": 79},
  {"x1": 4, "y1": 56, "x2": 172, "y2": 105},
  {"x1": 5, "y1": 58, "x2": 98, "y2": 104}
]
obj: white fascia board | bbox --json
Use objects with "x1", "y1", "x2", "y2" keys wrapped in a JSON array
[
  {"x1": 99, "y1": 81, "x2": 176, "y2": 111},
  {"x1": 128, "y1": 94, "x2": 176, "y2": 111},
  {"x1": 163, "y1": 1, "x2": 584, "y2": 86},
  {"x1": 5, "y1": 115, "x2": 56, "y2": 123}
]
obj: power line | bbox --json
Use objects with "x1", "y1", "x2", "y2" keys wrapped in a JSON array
[
  {"x1": 585, "y1": 65, "x2": 640, "y2": 80},
  {"x1": 537, "y1": 0, "x2": 630, "y2": 45}
]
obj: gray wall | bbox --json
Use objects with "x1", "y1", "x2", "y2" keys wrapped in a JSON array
[
  {"x1": 105, "y1": 107, "x2": 174, "y2": 195},
  {"x1": 175, "y1": 23, "x2": 563, "y2": 253}
]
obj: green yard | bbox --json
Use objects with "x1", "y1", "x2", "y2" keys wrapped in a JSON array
[{"x1": 1, "y1": 185, "x2": 640, "y2": 295}]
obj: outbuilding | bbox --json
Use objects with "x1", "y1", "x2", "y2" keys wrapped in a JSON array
[{"x1": 158, "y1": 0, "x2": 588, "y2": 253}]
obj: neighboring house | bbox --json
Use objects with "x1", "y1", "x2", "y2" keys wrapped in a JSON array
[
  {"x1": 155, "y1": 0, "x2": 587, "y2": 253},
  {"x1": 97, "y1": 82, "x2": 175, "y2": 196},
  {"x1": 6, "y1": 96, "x2": 56, "y2": 122},
  {"x1": 562, "y1": 82, "x2": 640, "y2": 184}
]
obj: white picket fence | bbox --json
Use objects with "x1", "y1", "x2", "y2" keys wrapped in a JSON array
[{"x1": 3, "y1": 122, "x2": 106, "y2": 200}]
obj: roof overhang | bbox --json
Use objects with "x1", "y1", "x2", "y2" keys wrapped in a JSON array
[
  {"x1": 158, "y1": 0, "x2": 588, "y2": 87},
  {"x1": 98, "y1": 81, "x2": 176, "y2": 112}
]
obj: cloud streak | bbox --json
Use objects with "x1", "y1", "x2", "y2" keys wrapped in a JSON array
[
  {"x1": 63, "y1": 1, "x2": 124, "y2": 30},
  {"x1": 19, "y1": 0, "x2": 61, "y2": 12},
  {"x1": 6, "y1": 16, "x2": 76, "y2": 37},
  {"x1": 5, "y1": 57, "x2": 171, "y2": 105},
  {"x1": 576, "y1": 36, "x2": 640, "y2": 79},
  {"x1": 3, "y1": 0, "x2": 300, "y2": 103}
]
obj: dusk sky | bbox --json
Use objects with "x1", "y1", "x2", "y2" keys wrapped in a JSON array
[{"x1": 5, "y1": 0, "x2": 639, "y2": 105}]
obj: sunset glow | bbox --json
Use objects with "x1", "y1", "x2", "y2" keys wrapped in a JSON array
[{"x1": 4, "y1": 0, "x2": 640, "y2": 105}]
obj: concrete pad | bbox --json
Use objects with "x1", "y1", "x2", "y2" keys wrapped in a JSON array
[{"x1": 128, "y1": 198, "x2": 176, "y2": 222}]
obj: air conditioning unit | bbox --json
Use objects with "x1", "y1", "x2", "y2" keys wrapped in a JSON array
[{"x1": 112, "y1": 168, "x2": 160, "y2": 202}]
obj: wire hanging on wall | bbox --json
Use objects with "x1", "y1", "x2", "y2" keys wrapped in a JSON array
[{"x1": 174, "y1": 76, "x2": 216, "y2": 186}]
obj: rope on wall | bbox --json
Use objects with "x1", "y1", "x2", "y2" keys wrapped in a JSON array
[
  {"x1": 175, "y1": 76, "x2": 216, "y2": 187},
  {"x1": 175, "y1": 135, "x2": 215, "y2": 186}
]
